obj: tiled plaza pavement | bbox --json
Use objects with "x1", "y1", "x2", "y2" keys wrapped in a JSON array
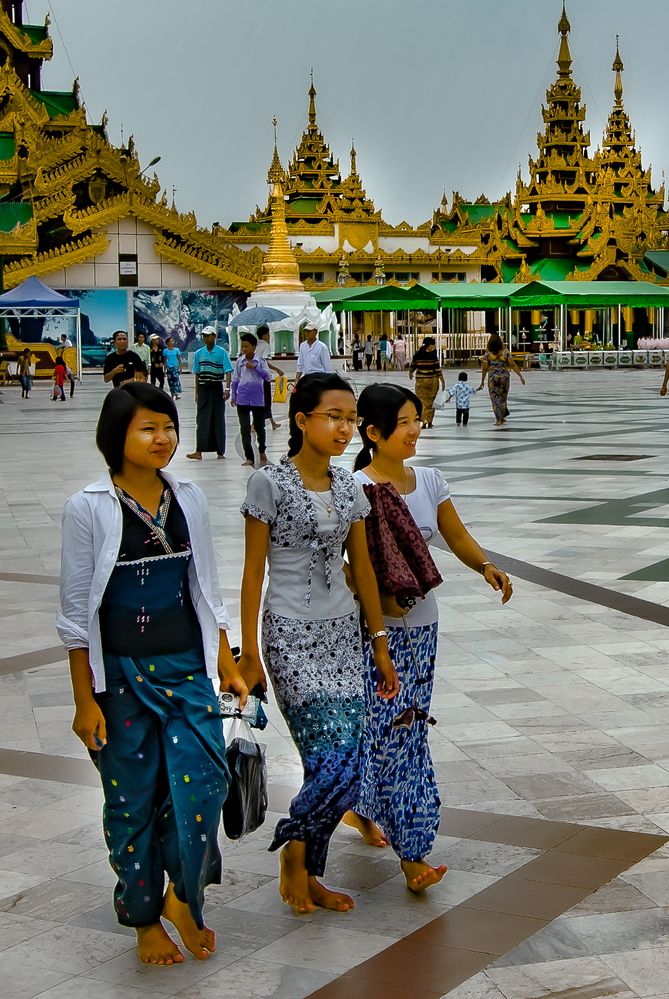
[{"x1": 2, "y1": 368, "x2": 669, "y2": 997}]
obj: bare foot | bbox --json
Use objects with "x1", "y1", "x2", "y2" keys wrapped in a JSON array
[
  {"x1": 161, "y1": 882, "x2": 215, "y2": 959},
  {"x1": 401, "y1": 859, "x2": 448, "y2": 893},
  {"x1": 279, "y1": 841, "x2": 315, "y2": 914},
  {"x1": 342, "y1": 810, "x2": 389, "y2": 848},
  {"x1": 136, "y1": 922, "x2": 184, "y2": 966},
  {"x1": 259, "y1": 454, "x2": 269, "y2": 465},
  {"x1": 308, "y1": 876, "x2": 355, "y2": 912},
  {"x1": 241, "y1": 459, "x2": 255, "y2": 467},
  {"x1": 271, "y1": 420, "x2": 281, "y2": 430},
  {"x1": 186, "y1": 451, "x2": 202, "y2": 460}
]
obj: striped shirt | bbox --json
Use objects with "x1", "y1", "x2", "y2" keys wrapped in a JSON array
[{"x1": 192, "y1": 344, "x2": 233, "y2": 384}]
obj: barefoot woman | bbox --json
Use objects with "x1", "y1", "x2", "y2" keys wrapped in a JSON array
[
  {"x1": 347, "y1": 384, "x2": 513, "y2": 892},
  {"x1": 239, "y1": 373, "x2": 399, "y2": 914},
  {"x1": 57, "y1": 382, "x2": 247, "y2": 965}
]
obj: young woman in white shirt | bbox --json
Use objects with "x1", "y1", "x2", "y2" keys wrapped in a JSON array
[
  {"x1": 57, "y1": 382, "x2": 246, "y2": 967},
  {"x1": 345, "y1": 383, "x2": 513, "y2": 892}
]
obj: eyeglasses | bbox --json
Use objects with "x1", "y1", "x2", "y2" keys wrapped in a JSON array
[
  {"x1": 392, "y1": 707, "x2": 437, "y2": 730},
  {"x1": 307, "y1": 412, "x2": 361, "y2": 429}
]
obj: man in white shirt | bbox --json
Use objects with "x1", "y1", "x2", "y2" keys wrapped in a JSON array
[{"x1": 295, "y1": 323, "x2": 332, "y2": 383}]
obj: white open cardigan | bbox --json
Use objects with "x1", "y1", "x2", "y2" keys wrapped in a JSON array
[{"x1": 56, "y1": 470, "x2": 230, "y2": 692}]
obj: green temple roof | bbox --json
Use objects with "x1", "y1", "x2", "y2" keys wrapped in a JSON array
[
  {"x1": 0, "y1": 201, "x2": 32, "y2": 231},
  {"x1": 644, "y1": 250, "x2": 669, "y2": 276},
  {"x1": 20, "y1": 24, "x2": 48, "y2": 44},
  {"x1": 461, "y1": 204, "x2": 497, "y2": 223},
  {"x1": 0, "y1": 133, "x2": 15, "y2": 160},
  {"x1": 30, "y1": 90, "x2": 78, "y2": 118}
]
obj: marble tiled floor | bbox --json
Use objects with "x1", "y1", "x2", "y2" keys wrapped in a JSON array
[{"x1": 3, "y1": 368, "x2": 669, "y2": 997}]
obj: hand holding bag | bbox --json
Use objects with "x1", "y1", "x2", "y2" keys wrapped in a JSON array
[{"x1": 222, "y1": 716, "x2": 268, "y2": 840}]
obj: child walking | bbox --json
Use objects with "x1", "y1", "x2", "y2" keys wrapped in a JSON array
[
  {"x1": 18, "y1": 349, "x2": 33, "y2": 398},
  {"x1": 446, "y1": 371, "x2": 480, "y2": 426},
  {"x1": 52, "y1": 356, "x2": 67, "y2": 401}
]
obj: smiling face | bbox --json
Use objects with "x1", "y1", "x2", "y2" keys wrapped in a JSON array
[
  {"x1": 121, "y1": 406, "x2": 178, "y2": 472},
  {"x1": 297, "y1": 388, "x2": 358, "y2": 458},
  {"x1": 369, "y1": 399, "x2": 422, "y2": 462}
]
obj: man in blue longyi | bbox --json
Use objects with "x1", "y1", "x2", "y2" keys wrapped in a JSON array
[{"x1": 187, "y1": 327, "x2": 233, "y2": 460}]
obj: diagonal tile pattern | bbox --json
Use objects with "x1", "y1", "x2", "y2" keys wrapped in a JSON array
[{"x1": 3, "y1": 370, "x2": 669, "y2": 996}]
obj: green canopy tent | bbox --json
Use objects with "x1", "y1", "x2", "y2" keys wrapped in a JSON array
[{"x1": 313, "y1": 284, "x2": 442, "y2": 359}]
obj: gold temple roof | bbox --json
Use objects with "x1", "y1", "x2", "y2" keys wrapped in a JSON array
[{"x1": 0, "y1": 1, "x2": 260, "y2": 290}]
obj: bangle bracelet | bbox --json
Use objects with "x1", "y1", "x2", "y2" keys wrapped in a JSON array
[
  {"x1": 480, "y1": 561, "x2": 495, "y2": 574},
  {"x1": 369, "y1": 630, "x2": 387, "y2": 642}
]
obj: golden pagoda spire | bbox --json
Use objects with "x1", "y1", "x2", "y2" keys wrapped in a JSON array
[
  {"x1": 267, "y1": 115, "x2": 284, "y2": 184},
  {"x1": 256, "y1": 118, "x2": 304, "y2": 293},
  {"x1": 308, "y1": 68, "x2": 317, "y2": 130},
  {"x1": 350, "y1": 138, "x2": 357, "y2": 177},
  {"x1": 557, "y1": 1, "x2": 572, "y2": 78},
  {"x1": 613, "y1": 34, "x2": 624, "y2": 107}
]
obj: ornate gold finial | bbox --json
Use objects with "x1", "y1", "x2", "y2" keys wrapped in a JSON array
[
  {"x1": 308, "y1": 70, "x2": 317, "y2": 129},
  {"x1": 256, "y1": 129, "x2": 304, "y2": 293},
  {"x1": 350, "y1": 138, "x2": 357, "y2": 175},
  {"x1": 557, "y1": 1, "x2": 572, "y2": 78},
  {"x1": 267, "y1": 116, "x2": 284, "y2": 184},
  {"x1": 613, "y1": 35, "x2": 624, "y2": 106}
]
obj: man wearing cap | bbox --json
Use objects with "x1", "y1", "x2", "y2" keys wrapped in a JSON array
[
  {"x1": 148, "y1": 334, "x2": 165, "y2": 390},
  {"x1": 187, "y1": 326, "x2": 233, "y2": 460},
  {"x1": 295, "y1": 323, "x2": 332, "y2": 383}
]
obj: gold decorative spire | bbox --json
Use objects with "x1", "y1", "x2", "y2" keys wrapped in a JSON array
[
  {"x1": 308, "y1": 68, "x2": 317, "y2": 129},
  {"x1": 613, "y1": 35, "x2": 624, "y2": 106},
  {"x1": 256, "y1": 122, "x2": 304, "y2": 293},
  {"x1": 557, "y1": 1, "x2": 572, "y2": 78},
  {"x1": 267, "y1": 115, "x2": 284, "y2": 184},
  {"x1": 350, "y1": 138, "x2": 357, "y2": 176}
]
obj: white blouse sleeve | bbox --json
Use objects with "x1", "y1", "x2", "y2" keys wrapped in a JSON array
[{"x1": 56, "y1": 494, "x2": 95, "y2": 650}]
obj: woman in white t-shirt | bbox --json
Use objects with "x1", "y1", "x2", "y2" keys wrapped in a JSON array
[{"x1": 345, "y1": 383, "x2": 513, "y2": 893}]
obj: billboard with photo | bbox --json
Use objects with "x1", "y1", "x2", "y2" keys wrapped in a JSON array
[{"x1": 133, "y1": 290, "x2": 246, "y2": 354}]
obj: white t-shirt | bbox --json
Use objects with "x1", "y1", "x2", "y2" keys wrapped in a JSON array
[
  {"x1": 354, "y1": 465, "x2": 450, "y2": 627},
  {"x1": 296, "y1": 338, "x2": 332, "y2": 374},
  {"x1": 255, "y1": 340, "x2": 271, "y2": 360}
]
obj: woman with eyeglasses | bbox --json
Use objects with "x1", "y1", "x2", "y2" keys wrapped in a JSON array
[
  {"x1": 239, "y1": 372, "x2": 399, "y2": 915},
  {"x1": 345, "y1": 383, "x2": 513, "y2": 892}
]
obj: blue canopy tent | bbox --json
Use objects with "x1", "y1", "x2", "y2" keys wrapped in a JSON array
[{"x1": 0, "y1": 276, "x2": 81, "y2": 376}]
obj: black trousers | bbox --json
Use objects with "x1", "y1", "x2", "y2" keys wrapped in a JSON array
[
  {"x1": 237, "y1": 405, "x2": 266, "y2": 461},
  {"x1": 151, "y1": 365, "x2": 165, "y2": 390},
  {"x1": 456, "y1": 407, "x2": 469, "y2": 426}
]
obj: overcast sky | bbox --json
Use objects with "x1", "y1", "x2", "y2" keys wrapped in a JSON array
[{"x1": 23, "y1": 1, "x2": 669, "y2": 228}]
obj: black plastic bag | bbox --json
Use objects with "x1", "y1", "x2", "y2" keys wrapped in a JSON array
[{"x1": 222, "y1": 717, "x2": 268, "y2": 840}]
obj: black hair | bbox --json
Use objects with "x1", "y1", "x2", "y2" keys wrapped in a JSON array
[
  {"x1": 354, "y1": 383, "x2": 422, "y2": 471},
  {"x1": 458, "y1": 371, "x2": 468, "y2": 381},
  {"x1": 54, "y1": 356, "x2": 67, "y2": 368},
  {"x1": 257, "y1": 325, "x2": 269, "y2": 338},
  {"x1": 136, "y1": 331, "x2": 146, "y2": 340},
  {"x1": 112, "y1": 330, "x2": 127, "y2": 341},
  {"x1": 96, "y1": 382, "x2": 179, "y2": 474},
  {"x1": 287, "y1": 372, "x2": 355, "y2": 458},
  {"x1": 487, "y1": 333, "x2": 504, "y2": 353},
  {"x1": 240, "y1": 332, "x2": 258, "y2": 346}
]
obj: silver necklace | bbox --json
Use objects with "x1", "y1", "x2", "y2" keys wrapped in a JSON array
[
  {"x1": 368, "y1": 463, "x2": 410, "y2": 499},
  {"x1": 299, "y1": 469, "x2": 333, "y2": 516}
]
